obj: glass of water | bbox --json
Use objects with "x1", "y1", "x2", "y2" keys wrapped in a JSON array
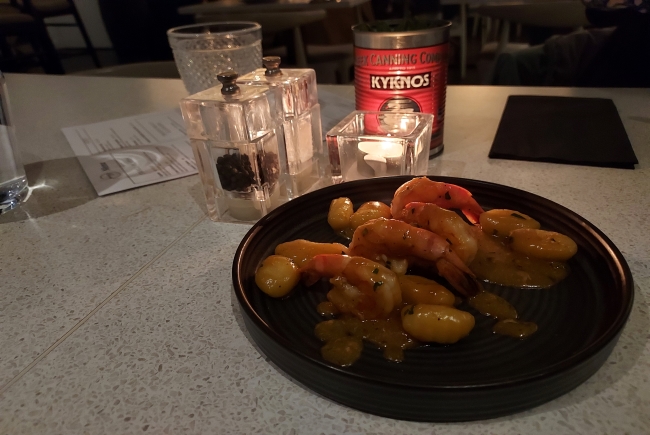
[
  {"x1": 0, "y1": 72, "x2": 28, "y2": 214},
  {"x1": 167, "y1": 22, "x2": 262, "y2": 95}
]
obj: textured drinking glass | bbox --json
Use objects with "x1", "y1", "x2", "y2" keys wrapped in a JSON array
[
  {"x1": 326, "y1": 111, "x2": 433, "y2": 184},
  {"x1": 168, "y1": 22, "x2": 262, "y2": 94},
  {"x1": 0, "y1": 72, "x2": 28, "y2": 214}
]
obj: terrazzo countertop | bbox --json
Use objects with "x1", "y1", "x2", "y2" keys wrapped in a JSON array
[{"x1": 0, "y1": 75, "x2": 648, "y2": 434}]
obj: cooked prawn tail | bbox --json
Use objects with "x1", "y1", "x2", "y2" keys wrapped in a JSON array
[
  {"x1": 301, "y1": 270, "x2": 322, "y2": 287},
  {"x1": 300, "y1": 254, "x2": 351, "y2": 286},
  {"x1": 462, "y1": 209, "x2": 482, "y2": 226},
  {"x1": 435, "y1": 258, "x2": 482, "y2": 297}
]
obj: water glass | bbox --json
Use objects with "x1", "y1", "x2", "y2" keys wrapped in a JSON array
[
  {"x1": 0, "y1": 72, "x2": 28, "y2": 214},
  {"x1": 167, "y1": 21, "x2": 262, "y2": 95}
]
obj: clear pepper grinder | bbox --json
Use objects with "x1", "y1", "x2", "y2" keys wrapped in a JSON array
[
  {"x1": 238, "y1": 56, "x2": 329, "y2": 198},
  {"x1": 179, "y1": 71, "x2": 286, "y2": 222}
]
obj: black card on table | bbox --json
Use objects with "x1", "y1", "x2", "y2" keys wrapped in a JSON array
[{"x1": 489, "y1": 96, "x2": 638, "y2": 169}]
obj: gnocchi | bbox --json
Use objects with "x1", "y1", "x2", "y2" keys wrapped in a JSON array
[
  {"x1": 254, "y1": 255, "x2": 300, "y2": 298},
  {"x1": 401, "y1": 304, "x2": 475, "y2": 344}
]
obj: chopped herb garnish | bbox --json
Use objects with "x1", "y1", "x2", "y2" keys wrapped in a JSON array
[
  {"x1": 362, "y1": 228, "x2": 369, "y2": 236},
  {"x1": 511, "y1": 213, "x2": 526, "y2": 220},
  {"x1": 444, "y1": 192, "x2": 452, "y2": 201},
  {"x1": 373, "y1": 281, "x2": 383, "y2": 291},
  {"x1": 405, "y1": 306, "x2": 414, "y2": 315},
  {"x1": 372, "y1": 267, "x2": 379, "y2": 274},
  {"x1": 402, "y1": 232, "x2": 408, "y2": 240}
]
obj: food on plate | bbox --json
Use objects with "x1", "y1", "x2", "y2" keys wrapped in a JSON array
[
  {"x1": 316, "y1": 315, "x2": 417, "y2": 365},
  {"x1": 275, "y1": 239, "x2": 349, "y2": 268},
  {"x1": 328, "y1": 198, "x2": 392, "y2": 238},
  {"x1": 469, "y1": 231, "x2": 570, "y2": 288},
  {"x1": 468, "y1": 291, "x2": 517, "y2": 320},
  {"x1": 301, "y1": 254, "x2": 401, "y2": 320},
  {"x1": 492, "y1": 318, "x2": 538, "y2": 338},
  {"x1": 479, "y1": 209, "x2": 540, "y2": 238},
  {"x1": 467, "y1": 275, "x2": 541, "y2": 339},
  {"x1": 349, "y1": 218, "x2": 482, "y2": 297},
  {"x1": 253, "y1": 177, "x2": 579, "y2": 366},
  {"x1": 400, "y1": 202, "x2": 479, "y2": 264},
  {"x1": 349, "y1": 201, "x2": 392, "y2": 231},
  {"x1": 401, "y1": 304, "x2": 475, "y2": 344},
  {"x1": 255, "y1": 255, "x2": 300, "y2": 298},
  {"x1": 327, "y1": 197, "x2": 354, "y2": 237},
  {"x1": 320, "y1": 336, "x2": 364, "y2": 367},
  {"x1": 509, "y1": 228, "x2": 578, "y2": 261},
  {"x1": 398, "y1": 274, "x2": 456, "y2": 306},
  {"x1": 390, "y1": 177, "x2": 485, "y2": 224}
]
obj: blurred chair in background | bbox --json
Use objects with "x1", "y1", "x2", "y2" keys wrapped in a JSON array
[
  {"x1": 10, "y1": 0, "x2": 100, "y2": 67},
  {"x1": 73, "y1": 60, "x2": 180, "y2": 79},
  {"x1": 98, "y1": 0, "x2": 194, "y2": 64},
  {"x1": 0, "y1": 2, "x2": 63, "y2": 73}
]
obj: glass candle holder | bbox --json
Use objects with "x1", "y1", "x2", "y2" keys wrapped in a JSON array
[
  {"x1": 238, "y1": 56, "x2": 329, "y2": 198},
  {"x1": 325, "y1": 111, "x2": 433, "y2": 183},
  {"x1": 180, "y1": 71, "x2": 286, "y2": 222}
]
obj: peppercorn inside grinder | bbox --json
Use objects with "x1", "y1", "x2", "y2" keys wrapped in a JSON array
[
  {"x1": 180, "y1": 71, "x2": 285, "y2": 222},
  {"x1": 238, "y1": 56, "x2": 329, "y2": 198}
]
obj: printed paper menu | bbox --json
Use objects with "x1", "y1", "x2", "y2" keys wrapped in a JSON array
[{"x1": 62, "y1": 109, "x2": 197, "y2": 196}]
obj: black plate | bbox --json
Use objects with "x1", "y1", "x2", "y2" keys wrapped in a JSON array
[{"x1": 232, "y1": 176, "x2": 634, "y2": 422}]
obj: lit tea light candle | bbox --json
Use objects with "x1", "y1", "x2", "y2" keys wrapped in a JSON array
[{"x1": 358, "y1": 141, "x2": 403, "y2": 176}]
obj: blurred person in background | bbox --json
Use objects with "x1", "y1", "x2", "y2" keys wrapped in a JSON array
[{"x1": 490, "y1": 0, "x2": 650, "y2": 87}]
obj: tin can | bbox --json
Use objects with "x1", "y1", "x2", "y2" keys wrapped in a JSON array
[{"x1": 352, "y1": 20, "x2": 451, "y2": 157}]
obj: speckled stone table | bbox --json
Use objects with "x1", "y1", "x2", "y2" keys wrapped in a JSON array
[{"x1": 0, "y1": 75, "x2": 648, "y2": 434}]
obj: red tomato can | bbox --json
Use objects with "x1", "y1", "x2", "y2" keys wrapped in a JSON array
[{"x1": 352, "y1": 20, "x2": 451, "y2": 157}]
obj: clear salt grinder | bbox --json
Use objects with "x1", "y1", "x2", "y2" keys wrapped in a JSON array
[
  {"x1": 180, "y1": 71, "x2": 285, "y2": 222},
  {"x1": 238, "y1": 56, "x2": 329, "y2": 198}
]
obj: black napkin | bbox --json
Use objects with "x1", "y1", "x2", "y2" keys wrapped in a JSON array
[{"x1": 489, "y1": 95, "x2": 638, "y2": 169}]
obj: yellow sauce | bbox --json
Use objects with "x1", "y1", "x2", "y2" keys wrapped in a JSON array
[
  {"x1": 469, "y1": 231, "x2": 569, "y2": 288},
  {"x1": 321, "y1": 337, "x2": 363, "y2": 366},
  {"x1": 467, "y1": 290, "x2": 538, "y2": 339},
  {"x1": 468, "y1": 291, "x2": 517, "y2": 319},
  {"x1": 493, "y1": 319, "x2": 538, "y2": 338},
  {"x1": 315, "y1": 311, "x2": 418, "y2": 366}
]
